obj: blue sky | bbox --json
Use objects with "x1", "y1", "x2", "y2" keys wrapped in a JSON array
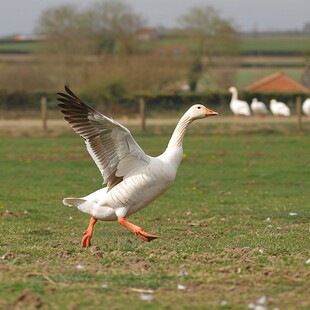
[{"x1": 0, "y1": 0, "x2": 309, "y2": 36}]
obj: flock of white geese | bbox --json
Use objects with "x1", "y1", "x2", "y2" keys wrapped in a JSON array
[{"x1": 229, "y1": 86, "x2": 310, "y2": 117}]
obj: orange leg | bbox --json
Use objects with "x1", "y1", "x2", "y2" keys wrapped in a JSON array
[
  {"x1": 81, "y1": 217, "x2": 97, "y2": 247},
  {"x1": 118, "y1": 217, "x2": 158, "y2": 242}
]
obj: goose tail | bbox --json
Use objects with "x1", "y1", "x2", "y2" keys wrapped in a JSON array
[
  {"x1": 63, "y1": 197, "x2": 85, "y2": 207},
  {"x1": 62, "y1": 197, "x2": 93, "y2": 214}
]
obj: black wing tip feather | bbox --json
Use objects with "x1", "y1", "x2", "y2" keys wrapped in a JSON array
[
  {"x1": 57, "y1": 85, "x2": 79, "y2": 101},
  {"x1": 57, "y1": 85, "x2": 98, "y2": 117},
  {"x1": 64, "y1": 85, "x2": 79, "y2": 99},
  {"x1": 57, "y1": 85, "x2": 83, "y2": 111}
]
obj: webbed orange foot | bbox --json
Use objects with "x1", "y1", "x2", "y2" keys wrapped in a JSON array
[
  {"x1": 81, "y1": 231, "x2": 92, "y2": 247},
  {"x1": 118, "y1": 217, "x2": 158, "y2": 242},
  {"x1": 135, "y1": 228, "x2": 158, "y2": 242},
  {"x1": 81, "y1": 217, "x2": 97, "y2": 248}
]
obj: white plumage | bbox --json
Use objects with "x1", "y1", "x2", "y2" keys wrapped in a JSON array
[
  {"x1": 57, "y1": 86, "x2": 218, "y2": 246},
  {"x1": 270, "y1": 99, "x2": 291, "y2": 117},
  {"x1": 228, "y1": 86, "x2": 251, "y2": 116},
  {"x1": 250, "y1": 98, "x2": 268, "y2": 116},
  {"x1": 302, "y1": 98, "x2": 310, "y2": 116}
]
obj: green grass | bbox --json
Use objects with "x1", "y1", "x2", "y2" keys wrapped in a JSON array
[
  {"x1": 1, "y1": 33, "x2": 309, "y2": 55},
  {"x1": 235, "y1": 67, "x2": 304, "y2": 88},
  {"x1": 0, "y1": 127, "x2": 310, "y2": 309},
  {"x1": 0, "y1": 42, "x2": 40, "y2": 53},
  {"x1": 240, "y1": 35, "x2": 310, "y2": 53},
  {"x1": 152, "y1": 33, "x2": 310, "y2": 55}
]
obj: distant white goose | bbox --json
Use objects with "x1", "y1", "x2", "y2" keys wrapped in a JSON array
[
  {"x1": 228, "y1": 86, "x2": 251, "y2": 116},
  {"x1": 58, "y1": 86, "x2": 218, "y2": 247},
  {"x1": 250, "y1": 98, "x2": 268, "y2": 116},
  {"x1": 302, "y1": 98, "x2": 310, "y2": 116},
  {"x1": 270, "y1": 99, "x2": 291, "y2": 117}
]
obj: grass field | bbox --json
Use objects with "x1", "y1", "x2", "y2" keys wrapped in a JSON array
[
  {"x1": 235, "y1": 67, "x2": 304, "y2": 88},
  {"x1": 239, "y1": 35, "x2": 310, "y2": 53},
  {"x1": 0, "y1": 122, "x2": 309, "y2": 309},
  {"x1": 0, "y1": 42, "x2": 40, "y2": 53},
  {"x1": 1, "y1": 33, "x2": 309, "y2": 55}
]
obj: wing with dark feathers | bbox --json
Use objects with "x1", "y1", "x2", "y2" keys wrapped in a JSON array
[{"x1": 57, "y1": 86, "x2": 150, "y2": 189}]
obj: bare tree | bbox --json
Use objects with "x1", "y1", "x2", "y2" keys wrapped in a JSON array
[
  {"x1": 87, "y1": 0, "x2": 146, "y2": 55},
  {"x1": 36, "y1": 4, "x2": 95, "y2": 86},
  {"x1": 178, "y1": 5, "x2": 239, "y2": 90},
  {"x1": 35, "y1": 1, "x2": 184, "y2": 93},
  {"x1": 35, "y1": 0, "x2": 147, "y2": 88},
  {"x1": 178, "y1": 6, "x2": 238, "y2": 60},
  {"x1": 36, "y1": 4, "x2": 93, "y2": 55}
]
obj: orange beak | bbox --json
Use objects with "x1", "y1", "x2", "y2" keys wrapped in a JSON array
[{"x1": 205, "y1": 108, "x2": 219, "y2": 117}]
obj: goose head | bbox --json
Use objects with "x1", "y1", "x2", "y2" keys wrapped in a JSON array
[
  {"x1": 187, "y1": 104, "x2": 218, "y2": 120},
  {"x1": 228, "y1": 87, "x2": 238, "y2": 101},
  {"x1": 228, "y1": 86, "x2": 237, "y2": 93},
  {"x1": 270, "y1": 99, "x2": 277, "y2": 105}
]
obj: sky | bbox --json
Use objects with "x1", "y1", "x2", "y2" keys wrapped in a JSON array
[{"x1": 0, "y1": 0, "x2": 310, "y2": 37}]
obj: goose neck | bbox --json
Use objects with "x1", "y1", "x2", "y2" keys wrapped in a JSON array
[
  {"x1": 167, "y1": 113, "x2": 192, "y2": 149},
  {"x1": 230, "y1": 88, "x2": 238, "y2": 101}
]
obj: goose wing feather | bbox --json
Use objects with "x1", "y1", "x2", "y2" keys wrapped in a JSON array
[{"x1": 57, "y1": 86, "x2": 150, "y2": 189}]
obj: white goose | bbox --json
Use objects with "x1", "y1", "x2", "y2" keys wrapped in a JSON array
[
  {"x1": 250, "y1": 98, "x2": 268, "y2": 116},
  {"x1": 57, "y1": 86, "x2": 218, "y2": 247},
  {"x1": 302, "y1": 98, "x2": 310, "y2": 116},
  {"x1": 270, "y1": 99, "x2": 291, "y2": 117},
  {"x1": 228, "y1": 86, "x2": 251, "y2": 116}
]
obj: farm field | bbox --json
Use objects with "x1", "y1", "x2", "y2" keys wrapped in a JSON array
[
  {"x1": 0, "y1": 124, "x2": 309, "y2": 309},
  {"x1": 239, "y1": 34, "x2": 310, "y2": 54},
  {"x1": 235, "y1": 67, "x2": 304, "y2": 88},
  {"x1": 152, "y1": 33, "x2": 310, "y2": 55},
  {"x1": 0, "y1": 41, "x2": 40, "y2": 54},
  {"x1": 1, "y1": 33, "x2": 309, "y2": 54}
]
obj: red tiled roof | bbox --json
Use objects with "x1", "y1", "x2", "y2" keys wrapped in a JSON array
[{"x1": 245, "y1": 71, "x2": 309, "y2": 93}]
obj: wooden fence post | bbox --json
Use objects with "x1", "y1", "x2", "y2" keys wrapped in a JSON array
[
  {"x1": 296, "y1": 96, "x2": 302, "y2": 131},
  {"x1": 41, "y1": 96, "x2": 48, "y2": 132},
  {"x1": 139, "y1": 97, "x2": 146, "y2": 131}
]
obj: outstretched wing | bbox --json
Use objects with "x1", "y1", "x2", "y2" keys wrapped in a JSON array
[{"x1": 57, "y1": 86, "x2": 150, "y2": 189}]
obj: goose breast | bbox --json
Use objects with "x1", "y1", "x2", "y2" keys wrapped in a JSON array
[{"x1": 103, "y1": 156, "x2": 177, "y2": 217}]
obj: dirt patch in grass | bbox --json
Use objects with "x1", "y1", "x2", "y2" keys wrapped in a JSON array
[
  {"x1": 12, "y1": 289, "x2": 44, "y2": 310},
  {"x1": 0, "y1": 211, "x2": 24, "y2": 218}
]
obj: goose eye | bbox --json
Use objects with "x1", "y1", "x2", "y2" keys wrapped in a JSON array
[{"x1": 197, "y1": 106, "x2": 201, "y2": 109}]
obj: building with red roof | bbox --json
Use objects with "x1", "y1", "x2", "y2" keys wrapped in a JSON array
[{"x1": 245, "y1": 71, "x2": 309, "y2": 93}]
